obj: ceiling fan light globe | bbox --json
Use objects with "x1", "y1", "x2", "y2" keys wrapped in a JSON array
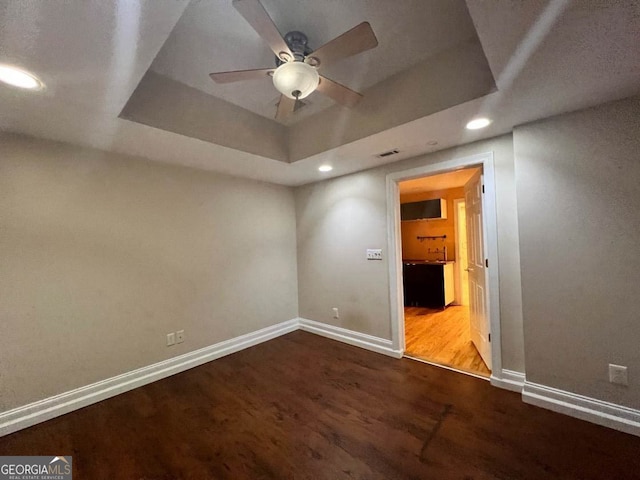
[{"x1": 272, "y1": 61, "x2": 319, "y2": 99}]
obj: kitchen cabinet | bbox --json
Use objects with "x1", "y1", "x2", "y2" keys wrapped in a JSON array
[
  {"x1": 403, "y1": 262, "x2": 455, "y2": 308},
  {"x1": 400, "y1": 198, "x2": 447, "y2": 221}
]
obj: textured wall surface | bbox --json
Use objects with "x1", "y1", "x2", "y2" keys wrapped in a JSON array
[
  {"x1": 0, "y1": 134, "x2": 298, "y2": 411},
  {"x1": 295, "y1": 134, "x2": 525, "y2": 372},
  {"x1": 514, "y1": 96, "x2": 640, "y2": 408}
]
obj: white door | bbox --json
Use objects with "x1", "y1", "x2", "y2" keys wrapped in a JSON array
[{"x1": 464, "y1": 170, "x2": 491, "y2": 370}]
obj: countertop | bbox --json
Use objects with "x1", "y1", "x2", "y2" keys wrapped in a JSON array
[{"x1": 402, "y1": 259, "x2": 456, "y2": 265}]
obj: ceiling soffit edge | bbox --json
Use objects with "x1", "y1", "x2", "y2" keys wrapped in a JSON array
[
  {"x1": 288, "y1": 36, "x2": 497, "y2": 162},
  {"x1": 120, "y1": 71, "x2": 289, "y2": 163},
  {"x1": 120, "y1": 38, "x2": 496, "y2": 164}
]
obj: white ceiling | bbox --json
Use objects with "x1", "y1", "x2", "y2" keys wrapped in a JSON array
[
  {"x1": 399, "y1": 168, "x2": 480, "y2": 195},
  {"x1": 0, "y1": 0, "x2": 639, "y2": 186},
  {"x1": 150, "y1": 0, "x2": 477, "y2": 122}
]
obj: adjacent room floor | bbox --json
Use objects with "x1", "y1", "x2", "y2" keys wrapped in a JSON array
[
  {"x1": 404, "y1": 305, "x2": 491, "y2": 377},
  {"x1": 1, "y1": 331, "x2": 639, "y2": 479}
]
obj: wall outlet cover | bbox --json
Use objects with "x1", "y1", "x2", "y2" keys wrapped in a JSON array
[
  {"x1": 608, "y1": 364, "x2": 628, "y2": 386},
  {"x1": 176, "y1": 330, "x2": 185, "y2": 344},
  {"x1": 166, "y1": 332, "x2": 176, "y2": 346}
]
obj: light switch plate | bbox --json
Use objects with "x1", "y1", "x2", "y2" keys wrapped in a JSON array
[{"x1": 367, "y1": 248, "x2": 382, "y2": 260}]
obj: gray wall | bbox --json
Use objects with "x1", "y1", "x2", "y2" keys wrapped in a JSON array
[
  {"x1": 295, "y1": 134, "x2": 525, "y2": 373},
  {"x1": 514, "y1": 96, "x2": 640, "y2": 408},
  {"x1": 0, "y1": 134, "x2": 298, "y2": 411},
  {"x1": 5, "y1": 96, "x2": 637, "y2": 419}
]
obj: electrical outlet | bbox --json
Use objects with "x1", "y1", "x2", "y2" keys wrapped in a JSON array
[
  {"x1": 176, "y1": 330, "x2": 185, "y2": 344},
  {"x1": 366, "y1": 248, "x2": 382, "y2": 260},
  {"x1": 332, "y1": 307, "x2": 339, "y2": 319},
  {"x1": 166, "y1": 332, "x2": 176, "y2": 346},
  {"x1": 609, "y1": 364, "x2": 628, "y2": 386}
]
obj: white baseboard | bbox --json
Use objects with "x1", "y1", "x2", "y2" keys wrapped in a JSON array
[
  {"x1": 298, "y1": 317, "x2": 403, "y2": 359},
  {"x1": 5, "y1": 318, "x2": 638, "y2": 440},
  {"x1": 522, "y1": 381, "x2": 640, "y2": 437},
  {"x1": 0, "y1": 318, "x2": 298, "y2": 438},
  {"x1": 490, "y1": 369, "x2": 525, "y2": 393}
]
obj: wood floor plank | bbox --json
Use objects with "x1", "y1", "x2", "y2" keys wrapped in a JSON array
[
  {"x1": 404, "y1": 305, "x2": 491, "y2": 376},
  {"x1": 1, "y1": 331, "x2": 639, "y2": 479}
]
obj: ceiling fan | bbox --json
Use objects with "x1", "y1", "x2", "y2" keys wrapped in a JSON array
[{"x1": 209, "y1": 0, "x2": 378, "y2": 120}]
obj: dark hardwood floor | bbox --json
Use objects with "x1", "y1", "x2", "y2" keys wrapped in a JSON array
[{"x1": 1, "y1": 330, "x2": 639, "y2": 479}]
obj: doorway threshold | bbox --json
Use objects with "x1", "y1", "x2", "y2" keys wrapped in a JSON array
[{"x1": 404, "y1": 354, "x2": 490, "y2": 381}]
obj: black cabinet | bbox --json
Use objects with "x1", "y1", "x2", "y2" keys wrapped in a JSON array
[
  {"x1": 400, "y1": 199, "x2": 447, "y2": 221},
  {"x1": 402, "y1": 263, "x2": 454, "y2": 308}
]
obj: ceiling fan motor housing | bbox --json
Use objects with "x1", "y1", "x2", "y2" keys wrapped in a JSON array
[{"x1": 276, "y1": 31, "x2": 313, "y2": 65}]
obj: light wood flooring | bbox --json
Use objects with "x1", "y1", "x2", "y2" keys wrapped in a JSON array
[{"x1": 404, "y1": 305, "x2": 491, "y2": 377}]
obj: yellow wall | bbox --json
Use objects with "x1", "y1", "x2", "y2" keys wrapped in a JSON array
[{"x1": 400, "y1": 187, "x2": 464, "y2": 261}]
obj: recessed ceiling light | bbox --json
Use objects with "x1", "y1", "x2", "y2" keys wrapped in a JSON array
[
  {"x1": 318, "y1": 165, "x2": 333, "y2": 172},
  {"x1": 0, "y1": 65, "x2": 43, "y2": 90},
  {"x1": 466, "y1": 118, "x2": 491, "y2": 130}
]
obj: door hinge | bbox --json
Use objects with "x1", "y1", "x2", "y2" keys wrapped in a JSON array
[
  {"x1": 482, "y1": 184, "x2": 485, "y2": 193},
  {"x1": 488, "y1": 333, "x2": 491, "y2": 342},
  {"x1": 485, "y1": 258, "x2": 489, "y2": 268}
]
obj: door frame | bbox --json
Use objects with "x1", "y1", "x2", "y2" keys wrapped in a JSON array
[{"x1": 386, "y1": 151, "x2": 503, "y2": 380}]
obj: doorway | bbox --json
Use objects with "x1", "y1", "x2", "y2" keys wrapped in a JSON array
[
  {"x1": 399, "y1": 168, "x2": 490, "y2": 377},
  {"x1": 386, "y1": 152, "x2": 502, "y2": 381}
]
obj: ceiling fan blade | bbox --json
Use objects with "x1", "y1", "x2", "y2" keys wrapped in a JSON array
[
  {"x1": 317, "y1": 76, "x2": 363, "y2": 107},
  {"x1": 209, "y1": 68, "x2": 274, "y2": 84},
  {"x1": 232, "y1": 0, "x2": 294, "y2": 62},
  {"x1": 306, "y1": 22, "x2": 378, "y2": 68},
  {"x1": 275, "y1": 95, "x2": 296, "y2": 120}
]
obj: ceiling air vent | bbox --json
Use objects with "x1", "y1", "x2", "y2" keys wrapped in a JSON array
[{"x1": 377, "y1": 149, "x2": 399, "y2": 158}]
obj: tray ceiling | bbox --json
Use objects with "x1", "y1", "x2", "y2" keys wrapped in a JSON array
[
  {"x1": 149, "y1": 0, "x2": 479, "y2": 123},
  {"x1": 121, "y1": 0, "x2": 497, "y2": 162},
  {"x1": 1, "y1": 0, "x2": 639, "y2": 185}
]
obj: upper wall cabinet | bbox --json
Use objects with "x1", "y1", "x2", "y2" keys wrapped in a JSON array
[{"x1": 401, "y1": 198, "x2": 447, "y2": 221}]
